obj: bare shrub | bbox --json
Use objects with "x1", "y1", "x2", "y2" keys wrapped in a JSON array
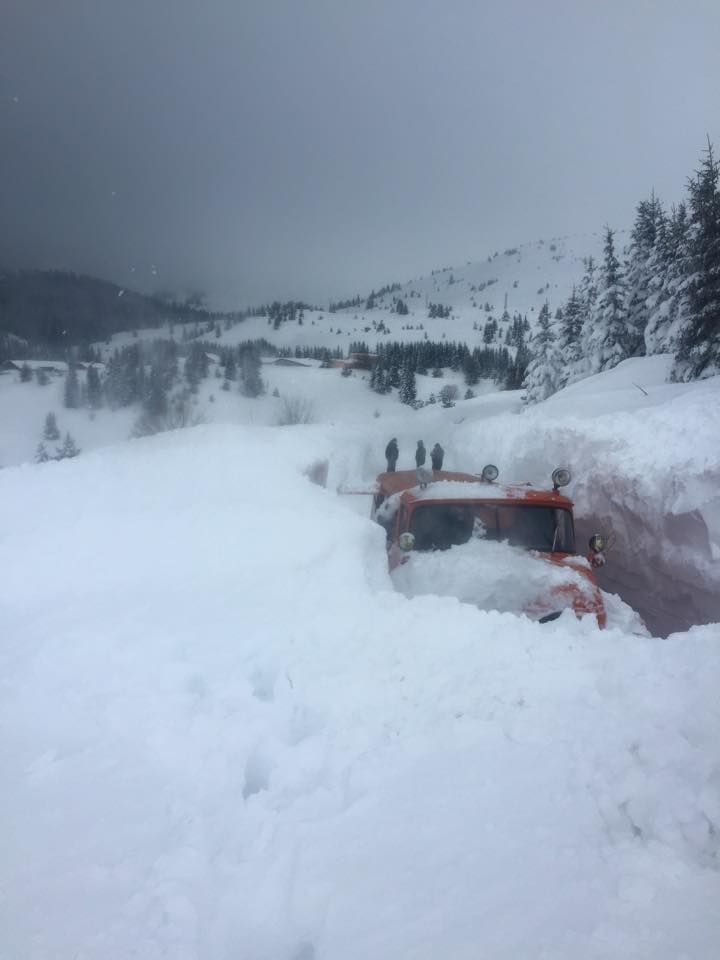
[
  {"x1": 276, "y1": 396, "x2": 315, "y2": 425},
  {"x1": 132, "y1": 390, "x2": 206, "y2": 437},
  {"x1": 439, "y1": 384, "x2": 459, "y2": 408}
]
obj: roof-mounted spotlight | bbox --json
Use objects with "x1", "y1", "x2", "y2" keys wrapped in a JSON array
[
  {"x1": 552, "y1": 467, "x2": 571, "y2": 490},
  {"x1": 481, "y1": 464, "x2": 499, "y2": 482}
]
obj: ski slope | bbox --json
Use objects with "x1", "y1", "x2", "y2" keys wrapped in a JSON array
[{"x1": 1, "y1": 351, "x2": 720, "y2": 958}]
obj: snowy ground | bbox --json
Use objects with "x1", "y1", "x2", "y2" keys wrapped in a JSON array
[
  {"x1": 1, "y1": 420, "x2": 719, "y2": 960},
  {"x1": 2, "y1": 353, "x2": 719, "y2": 635},
  {"x1": 2, "y1": 349, "x2": 720, "y2": 957}
]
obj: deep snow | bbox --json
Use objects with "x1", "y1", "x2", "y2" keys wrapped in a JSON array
[{"x1": 1, "y1": 418, "x2": 719, "y2": 959}]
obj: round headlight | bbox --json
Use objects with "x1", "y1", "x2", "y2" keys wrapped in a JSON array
[
  {"x1": 552, "y1": 467, "x2": 571, "y2": 488},
  {"x1": 398, "y1": 532, "x2": 415, "y2": 552},
  {"x1": 481, "y1": 464, "x2": 499, "y2": 482}
]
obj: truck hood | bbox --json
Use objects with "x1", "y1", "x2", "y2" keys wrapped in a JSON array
[{"x1": 391, "y1": 539, "x2": 605, "y2": 625}]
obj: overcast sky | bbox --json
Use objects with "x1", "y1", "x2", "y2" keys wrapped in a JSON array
[{"x1": 1, "y1": 0, "x2": 719, "y2": 308}]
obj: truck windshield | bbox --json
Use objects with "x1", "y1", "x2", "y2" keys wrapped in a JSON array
[{"x1": 409, "y1": 503, "x2": 575, "y2": 553}]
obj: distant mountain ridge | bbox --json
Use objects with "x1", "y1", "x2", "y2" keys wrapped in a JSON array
[{"x1": 0, "y1": 268, "x2": 218, "y2": 353}]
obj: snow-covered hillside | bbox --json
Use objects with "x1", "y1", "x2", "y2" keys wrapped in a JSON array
[
  {"x1": 1, "y1": 417, "x2": 719, "y2": 959},
  {"x1": 83, "y1": 233, "x2": 604, "y2": 360}
]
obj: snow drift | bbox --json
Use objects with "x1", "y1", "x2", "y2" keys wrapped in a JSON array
[{"x1": 1, "y1": 424, "x2": 719, "y2": 959}]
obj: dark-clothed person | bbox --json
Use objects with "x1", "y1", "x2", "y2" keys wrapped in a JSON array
[
  {"x1": 415, "y1": 440, "x2": 426, "y2": 468},
  {"x1": 385, "y1": 438, "x2": 399, "y2": 472},
  {"x1": 431, "y1": 443, "x2": 444, "y2": 471}
]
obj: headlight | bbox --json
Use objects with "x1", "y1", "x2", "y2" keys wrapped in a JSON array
[
  {"x1": 398, "y1": 532, "x2": 415, "y2": 552},
  {"x1": 552, "y1": 467, "x2": 571, "y2": 488},
  {"x1": 481, "y1": 464, "x2": 499, "y2": 482}
]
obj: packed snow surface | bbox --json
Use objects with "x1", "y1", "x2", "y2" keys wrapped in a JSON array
[{"x1": 1, "y1": 424, "x2": 719, "y2": 959}]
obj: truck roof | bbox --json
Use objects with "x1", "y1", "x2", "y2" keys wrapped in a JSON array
[{"x1": 375, "y1": 470, "x2": 573, "y2": 507}]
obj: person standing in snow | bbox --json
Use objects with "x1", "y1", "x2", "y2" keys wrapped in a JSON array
[
  {"x1": 430, "y1": 443, "x2": 444, "y2": 471},
  {"x1": 415, "y1": 440, "x2": 426, "y2": 468},
  {"x1": 385, "y1": 438, "x2": 399, "y2": 472}
]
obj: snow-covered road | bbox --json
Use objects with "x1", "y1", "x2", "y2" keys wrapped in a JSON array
[{"x1": 1, "y1": 424, "x2": 719, "y2": 959}]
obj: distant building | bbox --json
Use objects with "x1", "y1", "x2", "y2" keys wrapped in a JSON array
[
  {"x1": 0, "y1": 359, "x2": 69, "y2": 375},
  {"x1": 271, "y1": 358, "x2": 311, "y2": 367},
  {"x1": 329, "y1": 352, "x2": 379, "y2": 371}
]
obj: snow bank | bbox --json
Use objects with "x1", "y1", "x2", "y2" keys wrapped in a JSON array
[
  {"x1": 1, "y1": 425, "x2": 719, "y2": 959},
  {"x1": 437, "y1": 358, "x2": 720, "y2": 635}
]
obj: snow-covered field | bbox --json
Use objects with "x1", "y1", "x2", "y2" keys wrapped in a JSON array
[
  {"x1": 1, "y1": 420, "x2": 719, "y2": 959},
  {"x1": 1, "y1": 348, "x2": 719, "y2": 958}
]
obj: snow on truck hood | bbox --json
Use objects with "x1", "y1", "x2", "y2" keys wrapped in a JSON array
[{"x1": 391, "y1": 537, "x2": 594, "y2": 616}]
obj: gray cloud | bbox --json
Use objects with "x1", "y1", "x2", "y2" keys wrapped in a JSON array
[{"x1": 1, "y1": 0, "x2": 719, "y2": 308}]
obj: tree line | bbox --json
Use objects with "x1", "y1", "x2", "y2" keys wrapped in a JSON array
[{"x1": 523, "y1": 138, "x2": 720, "y2": 403}]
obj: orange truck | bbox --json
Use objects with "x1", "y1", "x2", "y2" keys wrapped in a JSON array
[{"x1": 371, "y1": 465, "x2": 608, "y2": 627}]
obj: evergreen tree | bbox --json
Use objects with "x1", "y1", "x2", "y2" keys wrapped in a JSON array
[
  {"x1": 43, "y1": 412, "x2": 61, "y2": 441},
  {"x1": 673, "y1": 138, "x2": 720, "y2": 380},
  {"x1": 522, "y1": 302, "x2": 562, "y2": 403},
  {"x1": 398, "y1": 359, "x2": 417, "y2": 405},
  {"x1": 388, "y1": 356, "x2": 401, "y2": 389},
  {"x1": 86, "y1": 364, "x2": 103, "y2": 409},
  {"x1": 56, "y1": 432, "x2": 81, "y2": 459},
  {"x1": 462, "y1": 352, "x2": 481, "y2": 386},
  {"x1": 224, "y1": 353, "x2": 237, "y2": 381},
  {"x1": 624, "y1": 193, "x2": 663, "y2": 357},
  {"x1": 63, "y1": 364, "x2": 80, "y2": 408},
  {"x1": 144, "y1": 365, "x2": 169, "y2": 419},
  {"x1": 506, "y1": 341, "x2": 530, "y2": 390},
  {"x1": 35, "y1": 442, "x2": 49, "y2": 463},
  {"x1": 572, "y1": 256, "x2": 599, "y2": 381},
  {"x1": 585, "y1": 227, "x2": 628, "y2": 372},
  {"x1": 645, "y1": 202, "x2": 692, "y2": 355},
  {"x1": 240, "y1": 346, "x2": 265, "y2": 397},
  {"x1": 556, "y1": 287, "x2": 583, "y2": 389},
  {"x1": 20, "y1": 362, "x2": 33, "y2": 382}
]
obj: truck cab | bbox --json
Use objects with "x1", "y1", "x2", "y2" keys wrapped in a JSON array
[{"x1": 371, "y1": 466, "x2": 607, "y2": 627}]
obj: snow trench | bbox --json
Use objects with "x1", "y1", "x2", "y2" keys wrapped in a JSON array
[
  {"x1": 575, "y1": 489, "x2": 720, "y2": 637},
  {"x1": 449, "y1": 384, "x2": 720, "y2": 636}
]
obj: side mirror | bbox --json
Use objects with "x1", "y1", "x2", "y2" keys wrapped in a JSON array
[
  {"x1": 588, "y1": 533, "x2": 606, "y2": 568},
  {"x1": 588, "y1": 534, "x2": 606, "y2": 553},
  {"x1": 398, "y1": 532, "x2": 415, "y2": 552}
]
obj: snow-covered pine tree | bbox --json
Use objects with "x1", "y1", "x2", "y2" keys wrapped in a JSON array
[
  {"x1": 624, "y1": 193, "x2": 663, "y2": 357},
  {"x1": 522, "y1": 302, "x2": 562, "y2": 404},
  {"x1": 673, "y1": 138, "x2": 720, "y2": 380},
  {"x1": 56, "y1": 432, "x2": 80, "y2": 459},
  {"x1": 43, "y1": 411, "x2": 61, "y2": 441},
  {"x1": 644, "y1": 203, "x2": 692, "y2": 355},
  {"x1": 398, "y1": 358, "x2": 417, "y2": 405},
  {"x1": 585, "y1": 227, "x2": 628, "y2": 372},
  {"x1": 462, "y1": 352, "x2": 481, "y2": 386},
  {"x1": 240, "y1": 346, "x2": 265, "y2": 397},
  {"x1": 63, "y1": 364, "x2": 80, "y2": 408},
  {"x1": 86, "y1": 364, "x2": 103, "y2": 409},
  {"x1": 224, "y1": 353, "x2": 237, "y2": 381},
  {"x1": 35, "y1": 442, "x2": 49, "y2": 463},
  {"x1": 144, "y1": 364, "x2": 169, "y2": 420},
  {"x1": 573, "y1": 256, "x2": 599, "y2": 381},
  {"x1": 556, "y1": 286, "x2": 583, "y2": 389}
]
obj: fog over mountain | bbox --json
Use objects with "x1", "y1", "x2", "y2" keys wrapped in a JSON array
[{"x1": 2, "y1": 0, "x2": 719, "y2": 307}]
